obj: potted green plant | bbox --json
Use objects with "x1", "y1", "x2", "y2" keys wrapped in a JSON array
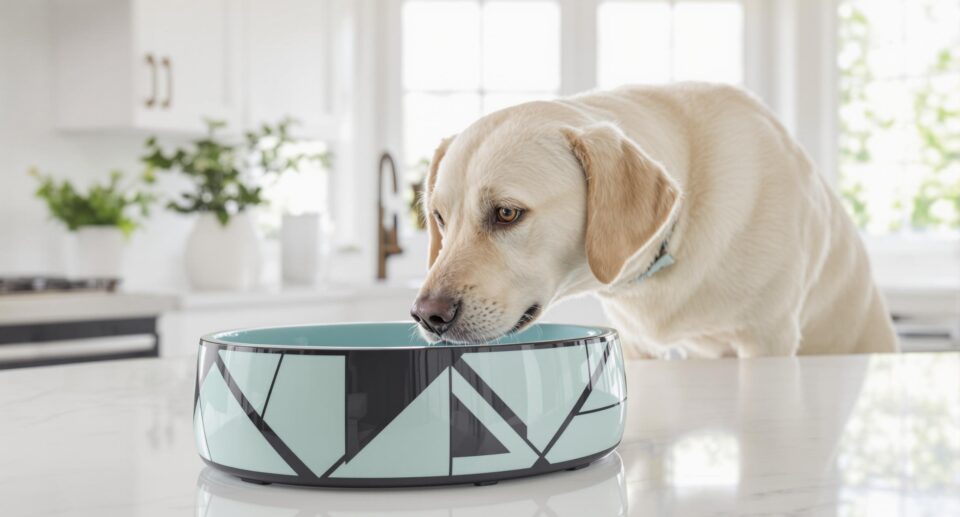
[
  {"x1": 30, "y1": 168, "x2": 153, "y2": 280},
  {"x1": 142, "y1": 119, "x2": 329, "y2": 290}
]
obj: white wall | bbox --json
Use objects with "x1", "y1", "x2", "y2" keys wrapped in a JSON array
[{"x1": 0, "y1": 1, "x2": 209, "y2": 291}]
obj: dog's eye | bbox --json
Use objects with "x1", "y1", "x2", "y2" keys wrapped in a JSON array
[
  {"x1": 494, "y1": 207, "x2": 523, "y2": 225},
  {"x1": 433, "y1": 210, "x2": 445, "y2": 229}
]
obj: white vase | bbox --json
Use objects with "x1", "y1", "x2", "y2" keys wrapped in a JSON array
[
  {"x1": 74, "y1": 226, "x2": 125, "y2": 279},
  {"x1": 185, "y1": 212, "x2": 262, "y2": 291},
  {"x1": 281, "y1": 213, "x2": 328, "y2": 285}
]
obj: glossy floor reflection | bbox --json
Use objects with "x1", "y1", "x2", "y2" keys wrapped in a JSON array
[
  {"x1": 197, "y1": 452, "x2": 627, "y2": 517},
  {"x1": 616, "y1": 354, "x2": 960, "y2": 516}
]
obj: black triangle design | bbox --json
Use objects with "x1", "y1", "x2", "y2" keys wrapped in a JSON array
[
  {"x1": 450, "y1": 394, "x2": 509, "y2": 457},
  {"x1": 344, "y1": 348, "x2": 455, "y2": 461}
]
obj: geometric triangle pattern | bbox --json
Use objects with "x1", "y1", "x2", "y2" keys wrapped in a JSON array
[
  {"x1": 198, "y1": 365, "x2": 295, "y2": 475},
  {"x1": 582, "y1": 340, "x2": 626, "y2": 411},
  {"x1": 544, "y1": 403, "x2": 625, "y2": 464},
  {"x1": 462, "y1": 345, "x2": 590, "y2": 451},
  {"x1": 263, "y1": 355, "x2": 344, "y2": 476},
  {"x1": 194, "y1": 403, "x2": 210, "y2": 461},
  {"x1": 342, "y1": 348, "x2": 451, "y2": 461},
  {"x1": 450, "y1": 369, "x2": 539, "y2": 476},
  {"x1": 197, "y1": 344, "x2": 219, "y2": 390},
  {"x1": 217, "y1": 349, "x2": 280, "y2": 415},
  {"x1": 332, "y1": 368, "x2": 450, "y2": 478},
  {"x1": 450, "y1": 395, "x2": 509, "y2": 457}
]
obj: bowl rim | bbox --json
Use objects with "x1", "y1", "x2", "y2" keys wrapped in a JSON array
[{"x1": 199, "y1": 320, "x2": 618, "y2": 351}]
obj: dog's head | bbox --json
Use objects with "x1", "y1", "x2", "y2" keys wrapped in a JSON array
[{"x1": 411, "y1": 105, "x2": 680, "y2": 343}]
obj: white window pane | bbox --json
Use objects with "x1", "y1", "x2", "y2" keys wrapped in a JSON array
[
  {"x1": 482, "y1": 1, "x2": 560, "y2": 91},
  {"x1": 482, "y1": 92, "x2": 555, "y2": 114},
  {"x1": 839, "y1": 0, "x2": 960, "y2": 232},
  {"x1": 865, "y1": 120, "x2": 908, "y2": 166},
  {"x1": 597, "y1": 1, "x2": 672, "y2": 88},
  {"x1": 848, "y1": 0, "x2": 902, "y2": 50},
  {"x1": 902, "y1": 1, "x2": 960, "y2": 77},
  {"x1": 403, "y1": 1, "x2": 480, "y2": 90},
  {"x1": 403, "y1": 93, "x2": 481, "y2": 167},
  {"x1": 673, "y1": 1, "x2": 744, "y2": 83},
  {"x1": 842, "y1": 162, "x2": 909, "y2": 233},
  {"x1": 865, "y1": 45, "x2": 907, "y2": 81}
]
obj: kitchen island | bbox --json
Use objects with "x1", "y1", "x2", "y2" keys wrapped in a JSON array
[{"x1": 0, "y1": 352, "x2": 957, "y2": 516}]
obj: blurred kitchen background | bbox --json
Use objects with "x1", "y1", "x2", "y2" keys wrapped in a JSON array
[{"x1": 0, "y1": 0, "x2": 957, "y2": 368}]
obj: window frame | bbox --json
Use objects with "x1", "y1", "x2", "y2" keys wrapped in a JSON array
[
  {"x1": 399, "y1": 0, "x2": 567, "y2": 169},
  {"x1": 389, "y1": 0, "x2": 761, "y2": 168}
]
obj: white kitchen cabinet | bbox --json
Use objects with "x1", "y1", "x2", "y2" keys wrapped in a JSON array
[
  {"x1": 53, "y1": 0, "x2": 241, "y2": 133},
  {"x1": 242, "y1": 0, "x2": 337, "y2": 137}
]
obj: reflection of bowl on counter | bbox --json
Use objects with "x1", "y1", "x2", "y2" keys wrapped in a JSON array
[
  {"x1": 194, "y1": 322, "x2": 627, "y2": 487},
  {"x1": 195, "y1": 451, "x2": 628, "y2": 516}
]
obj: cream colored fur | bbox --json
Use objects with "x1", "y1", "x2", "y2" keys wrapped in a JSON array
[{"x1": 416, "y1": 83, "x2": 899, "y2": 358}]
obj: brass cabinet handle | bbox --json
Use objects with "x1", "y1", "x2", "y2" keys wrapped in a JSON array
[
  {"x1": 161, "y1": 56, "x2": 173, "y2": 109},
  {"x1": 144, "y1": 54, "x2": 157, "y2": 108}
]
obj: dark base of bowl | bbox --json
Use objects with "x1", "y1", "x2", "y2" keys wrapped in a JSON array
[{"x1": 203, "y1": 444, "x2": 620, "y2": 488}]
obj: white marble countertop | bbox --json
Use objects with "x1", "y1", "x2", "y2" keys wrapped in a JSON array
[
  {"x1": 0, "y1": 292, "x2": 178, "y2": 325},
  {"x1": 0, "y1": 281, "x2": 423, "y2": 324},
  {"x1": 1, "y1": 277, "x2": 953, "y2": 323},
  {"x1": 1, "y1": 352, "x2": 958, "y2": 516}
]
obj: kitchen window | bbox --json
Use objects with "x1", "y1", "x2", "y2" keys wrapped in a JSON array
[
  {"x1": 597, "y1": 0, "x2": 744, "y2": 87},
  {"x1": 401, "y1": 0, "x2": 562, "y2": 172},
  {"x1": 399, "y1": 0, "x2": 746, "y2": 173},
  {"x1": 837, "y1": 0, "x2": 960, "y2": 235}
]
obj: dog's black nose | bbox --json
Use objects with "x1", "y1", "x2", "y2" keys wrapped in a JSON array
[{"x1": 411, "y1": 295, "x2": 459, "y2": 336}]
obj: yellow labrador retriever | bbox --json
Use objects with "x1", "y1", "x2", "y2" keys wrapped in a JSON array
[{"x1": 411, "y1": 83, "x2": 899, "y2": 358}]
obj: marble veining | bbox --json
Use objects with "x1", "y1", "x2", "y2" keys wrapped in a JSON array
[{"x1": 0, "y1": 352, "x2": 957, "y2": 516}]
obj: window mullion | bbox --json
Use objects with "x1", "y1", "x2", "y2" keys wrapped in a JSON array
[
  {"x1": 560, "y1": 0, "x2": 598, "y2": 95},
  {"x1": 479, "y1": 0, "x2": 486, "y2": 103}
]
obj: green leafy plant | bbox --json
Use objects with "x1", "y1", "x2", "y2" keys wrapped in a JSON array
[
  {"x1": 909, "y1": 47, "x2": 960, "y2": 229},
  {"x1": 142, "y1": 118, "x2": 331, "y2": 226},
  {"x1": 30, "y1": 168, "x2": 154, "y2": 236}
]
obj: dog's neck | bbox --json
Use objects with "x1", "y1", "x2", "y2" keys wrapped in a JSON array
[
  {"x1": 601, "y1": 214, "x2": 682, "y2": 293},
  {"x1": 554, "y1": 208, "x2": 684, "y2": 301},
  {"x1": 627, "y1": 225, "x2": 677, "y2": 283}
]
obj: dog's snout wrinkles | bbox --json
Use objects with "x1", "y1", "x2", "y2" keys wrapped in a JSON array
[{"x1": 410, "y1": 295, "x2": 460, "y2": 336}]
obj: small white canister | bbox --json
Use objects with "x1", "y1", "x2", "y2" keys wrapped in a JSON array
[{"x1": 280, "y1": 212, "x2": 329, "y2": 285}]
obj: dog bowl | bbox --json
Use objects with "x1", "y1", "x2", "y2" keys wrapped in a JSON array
[{"x1": 194, "y1": 322, "x2": 626, "y2": 487}]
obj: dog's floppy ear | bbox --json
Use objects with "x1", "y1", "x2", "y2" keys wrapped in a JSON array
[
  {"x1": 563, "y1": 123, "x2": 681, "y2": 284},
  {"x1": 424, "y1": 135, "x2": 455, "y2": 268}
]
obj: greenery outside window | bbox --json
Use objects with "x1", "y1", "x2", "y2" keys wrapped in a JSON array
[{"x1": 838, "y1": 0, "x2": 960, "y2": 234}]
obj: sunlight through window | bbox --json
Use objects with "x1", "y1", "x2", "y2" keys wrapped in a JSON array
[
  {"x1": 598, "y1": 0, "x2": 744, "y2": 88},
  {"x1": 838, "y1": 0, "x2": 960, "y2": 233},
  {"x1": 402, "y1": 1, "x2": 560, "y2": 172}
]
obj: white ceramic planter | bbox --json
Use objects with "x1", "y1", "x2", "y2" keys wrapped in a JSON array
[
  {"x1": 185, "y1": 212, "x2": 262, "y2": 291},
  {"x1": 74, "y1": 226, "x2": 125, "y2": 279}
]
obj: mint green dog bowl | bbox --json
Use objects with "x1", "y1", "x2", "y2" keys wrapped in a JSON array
[{"x1": 193, "y1": 322, "x2": 626, "y2": 487}]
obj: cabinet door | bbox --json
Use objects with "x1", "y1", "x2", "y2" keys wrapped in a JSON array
[
  {"x1": 244, "y1": 0, "x2": 335, "y2": 137},
  {"x1": 134, "y1": 0, "x2": 241, "y2": 132}
]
